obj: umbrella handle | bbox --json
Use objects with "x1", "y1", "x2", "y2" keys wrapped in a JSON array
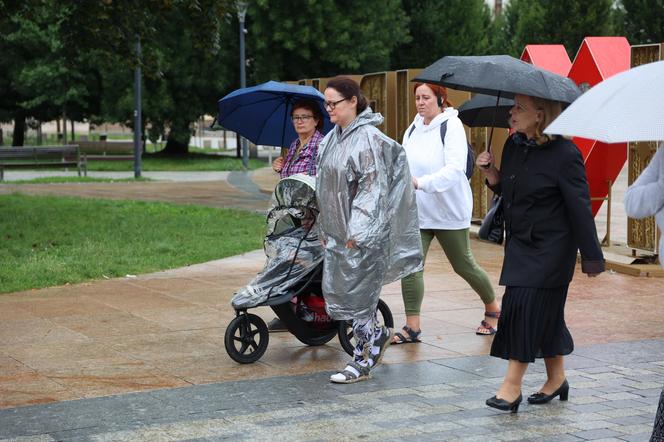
[{"x1": 481, "y1": 93, "x2": 501, "y2": 169}]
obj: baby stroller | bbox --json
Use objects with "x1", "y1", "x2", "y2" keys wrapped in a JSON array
[{"x1": 225, "y1": 174, "x2": 393, "y2": 364}]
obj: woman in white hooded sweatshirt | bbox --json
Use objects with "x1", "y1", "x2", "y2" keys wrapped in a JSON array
[
  {"x1": 624, "y1": 144, "x2": 664, "y2": 441},
  {"x1": 392, "y1": 83, "x2": 500, "y2": 344}
]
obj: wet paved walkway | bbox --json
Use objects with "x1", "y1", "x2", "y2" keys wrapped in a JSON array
[
  {"x1": 1, "y1": 167, "x2": 662, "y2": 440},
  {"x1": 1, "y1": 339, "x2": 662, "y2": 441}
]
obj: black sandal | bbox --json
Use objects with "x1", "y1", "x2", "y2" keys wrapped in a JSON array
[
  {"x1": 391, "y1": 325, "x2": 421, "y2": 345},
  {"x1": 476, "y1": 311, "x2": 500, "y2": 335}
]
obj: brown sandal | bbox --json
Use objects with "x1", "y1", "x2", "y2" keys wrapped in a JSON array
[{"x1": 476, "y1": 311, "x2": 500, "y2": 335}]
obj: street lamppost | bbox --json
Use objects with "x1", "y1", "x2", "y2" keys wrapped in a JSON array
[
  {"x1": 133, "y1": 36, "x2": 142, "y2": 178},
  {"x1": 236, "y1": 1, "x2": 249, "y2": 169}
]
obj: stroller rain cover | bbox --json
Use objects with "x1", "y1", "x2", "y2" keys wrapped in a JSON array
[{"x1": 231, "y1": 174, "x2": 323, "y2": 309}]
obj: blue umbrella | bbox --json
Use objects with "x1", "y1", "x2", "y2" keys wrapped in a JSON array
[{"x1": 217, "y1": 81, "x2": 333, "y2": 148}]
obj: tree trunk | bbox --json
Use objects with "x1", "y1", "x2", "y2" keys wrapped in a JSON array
[
  {"x1": 163, "y1": 136, "x2": 189, "y2": 155},
  {"x1": 12, "y1": 113, "x2": 25, "y2": 146},
  {"x1": 162, "y1": 126, "x2": 191, "y2": 156},
  {"x1": 62, "y1": 112, "x2": 67, "y2": 145}
]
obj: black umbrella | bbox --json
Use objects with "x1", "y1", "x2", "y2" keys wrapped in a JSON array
[
  {"x1": 416, "y1": 55, "x2": 581, "y2": 159},
  {"x1": 414, "y1": 55, "x2": 580, "y2": 104},
  {"x1": 458, "y1": 94, "x2": 513, "y2": 128}
]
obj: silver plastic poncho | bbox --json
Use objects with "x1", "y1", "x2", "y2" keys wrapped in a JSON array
[
  {"x1": 231, "y1": 174, "x2": 323, "y2": 309},
  {"x1": 316, "y1": 108, "x2": 423, "y2": 321}
]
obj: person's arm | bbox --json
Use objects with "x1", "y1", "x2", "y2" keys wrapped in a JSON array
[
  {"x1": 346, "y1": 135, "x2": 389, "y2": 249},
  {"x1": 416, "y1": 118, "x2": 468, "y2": 193},
  {"x1": 558, "y1": 145, "x2": 605, "y2": 276},
  {"x1": 272, "y1": 156, "x2": 284, "y2": 173},
  {"x1": 477, "y1": 136, "x2": 509, "y2": 194},
  {"x1": 624, "y1": 146, "x2": 664, "y2": 219}
]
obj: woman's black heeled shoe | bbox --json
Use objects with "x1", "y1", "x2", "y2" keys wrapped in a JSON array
[
  {"x1": 486, "y1": 393, "x2": 522, "y2": 413},
  {"x1": 527, "y1": 379, "x2": 569, "y2": 404}
]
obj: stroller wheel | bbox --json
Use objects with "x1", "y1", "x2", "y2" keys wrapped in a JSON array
[
  {"x1": 224, "y1": 313, "x2": 269, "y2": 364},
  {"x1": 338, "y1": 299, "x2": 394, "y2": 357}
]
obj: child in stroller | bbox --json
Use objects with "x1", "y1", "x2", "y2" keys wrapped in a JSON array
[{"x1": 225, "y1": 174, "x2": 393, "y2": 364}]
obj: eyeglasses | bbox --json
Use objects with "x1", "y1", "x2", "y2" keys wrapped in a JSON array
[
  {"x1": 324, "y1": 97, "x2": 347, "y2": 110},
  {"x1": 291, "y1": 115, "x2": 314, "y2": 122}
]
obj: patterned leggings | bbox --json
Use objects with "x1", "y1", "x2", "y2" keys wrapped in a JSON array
[
  {"x1": 652, "y1": 388, "x2": 664, "y2": 441},
  {"x1": 351, "y1": 312, "x2": 381, "y2": 365}
]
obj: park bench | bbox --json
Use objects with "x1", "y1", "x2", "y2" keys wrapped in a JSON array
[
  {"x1": 77, "y1": 141, "x2": 135, "y2": 162},
  {"x1": 0, "y1": 145, "x2": 86, "y2": 180}
]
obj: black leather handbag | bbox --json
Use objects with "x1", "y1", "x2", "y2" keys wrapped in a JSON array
[{"x1": 478, "y1": 195, "x2": 504, "y2": 245}]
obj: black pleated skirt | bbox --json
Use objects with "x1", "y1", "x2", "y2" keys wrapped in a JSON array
[{"x1": 490, "y1": 285, "x2": 574, "y2": 363}]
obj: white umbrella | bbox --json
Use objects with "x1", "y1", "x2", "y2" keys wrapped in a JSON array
[{"x1": 545, "y1": 60, "x2": 664, "y2": 143}]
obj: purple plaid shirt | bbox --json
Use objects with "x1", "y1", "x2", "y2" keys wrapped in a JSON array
[{"x1": 280, "y1": 130, "x2": 323, "y2": 178}]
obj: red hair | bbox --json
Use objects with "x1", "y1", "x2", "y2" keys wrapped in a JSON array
[{"x1": 413, "y1": 82, "x2": 452, "y2": 107}]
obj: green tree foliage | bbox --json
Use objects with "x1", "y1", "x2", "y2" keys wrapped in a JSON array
[
  {"x1": 615, "y1": 0, "x2": 664, "y2": 44},
  {"x1": 0, "y1": 1, "x2": 100, "y2": 145},
  {"x1": 91, "y1": 2, "x2": 236, "y2": 154},
  {"x1": 495, "y1": 0, "x2": 616, "y2": 58},
  {"x1": 247, "y1": 0, "x2": 409, "y2": 82},
  {"x1": 486, "y1": 7, "x2": 510, "y2": 55},
  {"x1": 5, "y1": 0, "x2": 661, "y2": 154},
  {"x1": 142, "y1": 5, "x2": 237, "y2": 154},
  {"x1": 391, "y1": 0, "x2": 492, "y2": 69},
  {"x1": 73, "y1": 0, "x2": 234, "y2": 154},
  {"x1": 0, "y1": 0, "x2": 232, "y2": 152}
]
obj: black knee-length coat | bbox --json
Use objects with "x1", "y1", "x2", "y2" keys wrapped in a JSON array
[{"x1": 489, "y1": 134, "x2": 605, "y2": 288}]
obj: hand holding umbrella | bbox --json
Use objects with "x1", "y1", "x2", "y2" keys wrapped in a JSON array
[
  {"x1": 458, "y1": 93, "x2": 514, "y2": 170},
  {"x1": 475, "y1": 150, "x2": 499, "y2": 183},
  {"x1": 272, "y1": 156, "x2": 285, "y2": 173}
]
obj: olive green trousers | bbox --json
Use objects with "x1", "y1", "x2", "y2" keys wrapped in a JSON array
[{"x1": 400, "y1": 228, "x2": 496, "y2": 315}]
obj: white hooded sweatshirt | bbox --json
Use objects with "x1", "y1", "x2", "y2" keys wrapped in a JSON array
[
  {"x1": 402, "y1": 108, "x2": 472, "y2": 230},
  {"x1": 624, "y1": 143, "x2": 664, "y2": 268}
]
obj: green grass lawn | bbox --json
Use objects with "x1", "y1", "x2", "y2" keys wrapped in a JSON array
[
  {"x1": 0, "y1": 194, "x2": 265, "y2": 294},
  {"x1": 86, "y1": 153, "x2": 266, "y2": 172}
]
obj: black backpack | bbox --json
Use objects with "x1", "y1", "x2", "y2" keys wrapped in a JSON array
[{"x1": 407, "y1": 120, "x2": 475, "y2": 180}]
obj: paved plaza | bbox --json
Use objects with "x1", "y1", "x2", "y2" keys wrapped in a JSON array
[{"x1": 1, "y1": 167, "x2": 662, "y2": 441}]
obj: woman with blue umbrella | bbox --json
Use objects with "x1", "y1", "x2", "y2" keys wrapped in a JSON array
[
  {"x1": 267, "y1": 98, "x2": 325, "y2": 332},
  {"x1": 271, "y1": 99, "x2": 325, "y2": 178},
  {"x1": 218, "y1": 82, "x2": 332, "y2": 332}
]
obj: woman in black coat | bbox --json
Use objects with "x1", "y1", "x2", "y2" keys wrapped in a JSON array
[{"x1": 476, "y1": 94, "x2": 605, "y2": 413}]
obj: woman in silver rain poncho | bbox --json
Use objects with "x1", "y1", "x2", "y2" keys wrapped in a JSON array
[{"x1": 317, "y1": 77, "x2": 423, "y2": 383}]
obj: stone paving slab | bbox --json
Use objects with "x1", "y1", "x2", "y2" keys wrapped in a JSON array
[
  {"x1": 2, "y1": 237, "x2": 664, "y2": 410},
  {"x1": 0, "y1": 341, "x2": 660, "y2": 441}
]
